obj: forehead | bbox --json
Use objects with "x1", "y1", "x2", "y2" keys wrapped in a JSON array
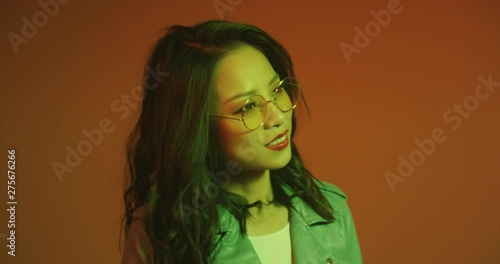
[{"x1": 212, "y1": 45, "x2": 277, "y2": 101}]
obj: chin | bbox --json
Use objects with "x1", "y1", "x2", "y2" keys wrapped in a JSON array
[
  {"x1": 248, "y1": 148, "x2": 292, "y2": 170},
  {"x1": 227, "y1": 142, "x2": 293, "y2": 170}
]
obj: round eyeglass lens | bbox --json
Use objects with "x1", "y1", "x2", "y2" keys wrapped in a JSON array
[
  {"x1": 241, "y1": 78, "x2": 301, "y2": 130},
  {"x1": 242, "y1": 95, "x2": 266, "y2": 130},
  {"x1": 275, "y1": 78, "x2": 300, "y2": 112}
]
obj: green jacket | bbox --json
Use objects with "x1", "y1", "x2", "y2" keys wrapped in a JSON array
[
  {"x1": 213, "y1": 180, "x2": 363, "y2": 264},
  {"x1": 122, "y1": 180, "x2": 363, "y2": 264}
]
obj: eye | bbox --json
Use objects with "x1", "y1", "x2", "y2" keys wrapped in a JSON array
[
  {"x1": 243, "y1": 101, "x2": 258, "y2": 111},
  {"x1": 233, "y1": 101, "x2": 257, "y2": 114}
]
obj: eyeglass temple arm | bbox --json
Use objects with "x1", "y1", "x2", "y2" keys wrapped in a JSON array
[{"x1": 209, "y1": 115, "x2": 243, "y2": 121}]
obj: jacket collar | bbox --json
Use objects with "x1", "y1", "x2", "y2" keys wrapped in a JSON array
[
  {"x1": 216, "y1": 181, "x2": 334, "y2": 234},
  {"x1": 282, "y1": 182, "x2": 334, "y2": 225},
  {"x1": 214, "y1": 181, "x2": 338, "y2": 264}
]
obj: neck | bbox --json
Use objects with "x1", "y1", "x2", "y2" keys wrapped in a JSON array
[{"x1": 225, "y1": 169, "x2": 274, "y2": 205}]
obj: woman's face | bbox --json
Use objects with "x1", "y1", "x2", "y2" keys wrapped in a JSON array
[{"x1": 211, "y1": 44, "x2": 293, "y2": 171}]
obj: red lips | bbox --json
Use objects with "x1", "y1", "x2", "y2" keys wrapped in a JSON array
[{"x1": 266, "y1": 129, "x2": 289, "y2": 146}]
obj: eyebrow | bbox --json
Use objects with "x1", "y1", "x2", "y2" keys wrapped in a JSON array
[{"x1": 224, "y1": 74, "x2": 280, "y2": 104}]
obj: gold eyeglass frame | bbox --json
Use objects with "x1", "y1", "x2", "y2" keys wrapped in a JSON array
[{"x1": 210, "y1": 77, "x2": 301, "y2": 131}]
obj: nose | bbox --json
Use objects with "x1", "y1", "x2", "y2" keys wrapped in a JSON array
[{"x1": 263, "y1": 99, "x2": 285, "y2": 129}]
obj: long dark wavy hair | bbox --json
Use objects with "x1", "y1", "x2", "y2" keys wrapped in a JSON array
[{"x1": 121, "y1": 20, "x2": 335, "y2": 263}]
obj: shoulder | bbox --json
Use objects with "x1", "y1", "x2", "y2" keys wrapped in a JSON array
[
  {"x1": 313, "y1": 178, "x2": 348, "y2": 200},
  {"x1": 131, "y1": 204, "x2": 148, "y2": 220},
  {"x1": 312, "y1": 178, "x2": 351, "y2": 216},
  {"x1": 122, "y1": 205, "x2": 154, "y2": 263}
]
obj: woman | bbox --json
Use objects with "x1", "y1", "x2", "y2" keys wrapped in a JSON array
[{"x1": 121, "y1": 20, "x2": 363, "y2": 264}]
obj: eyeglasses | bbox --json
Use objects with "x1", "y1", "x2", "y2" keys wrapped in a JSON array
[{"x1": 210, "y1": 77, "x2": 301, "y2": 131}]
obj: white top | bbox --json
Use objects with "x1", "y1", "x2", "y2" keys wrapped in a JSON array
[{"x1": 247, "y1": 222, "x2": 292, "y2": 264}]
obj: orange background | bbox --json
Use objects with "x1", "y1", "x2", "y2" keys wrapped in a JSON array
[{"x1": 1, "y1": 0, "x2": 499, "y2": 263}]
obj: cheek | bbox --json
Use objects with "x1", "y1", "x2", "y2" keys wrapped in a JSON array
[
  {"x1": 229, "y1": 133, "x2": 267, "y2": 165},
  {"x1": 216, "y1": 129, "x2": 273, "y2": 163},
  {"x1": 212, "y1": 121, "x2": 249, "y2": 155},
  {"x1": 284, "y1": 112, "x2": 294, "y2": 127}
]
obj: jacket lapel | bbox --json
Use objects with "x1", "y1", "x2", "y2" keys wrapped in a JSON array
[
  {"x1": 213, "y1": 183, "x2": 341, "y2": 264},
  {"x1": 213, "y1": 204, "x2": 262, "y2": 263},
  {"x1": 283, "y1": 184, "x2": 340, "y2": 264}
]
